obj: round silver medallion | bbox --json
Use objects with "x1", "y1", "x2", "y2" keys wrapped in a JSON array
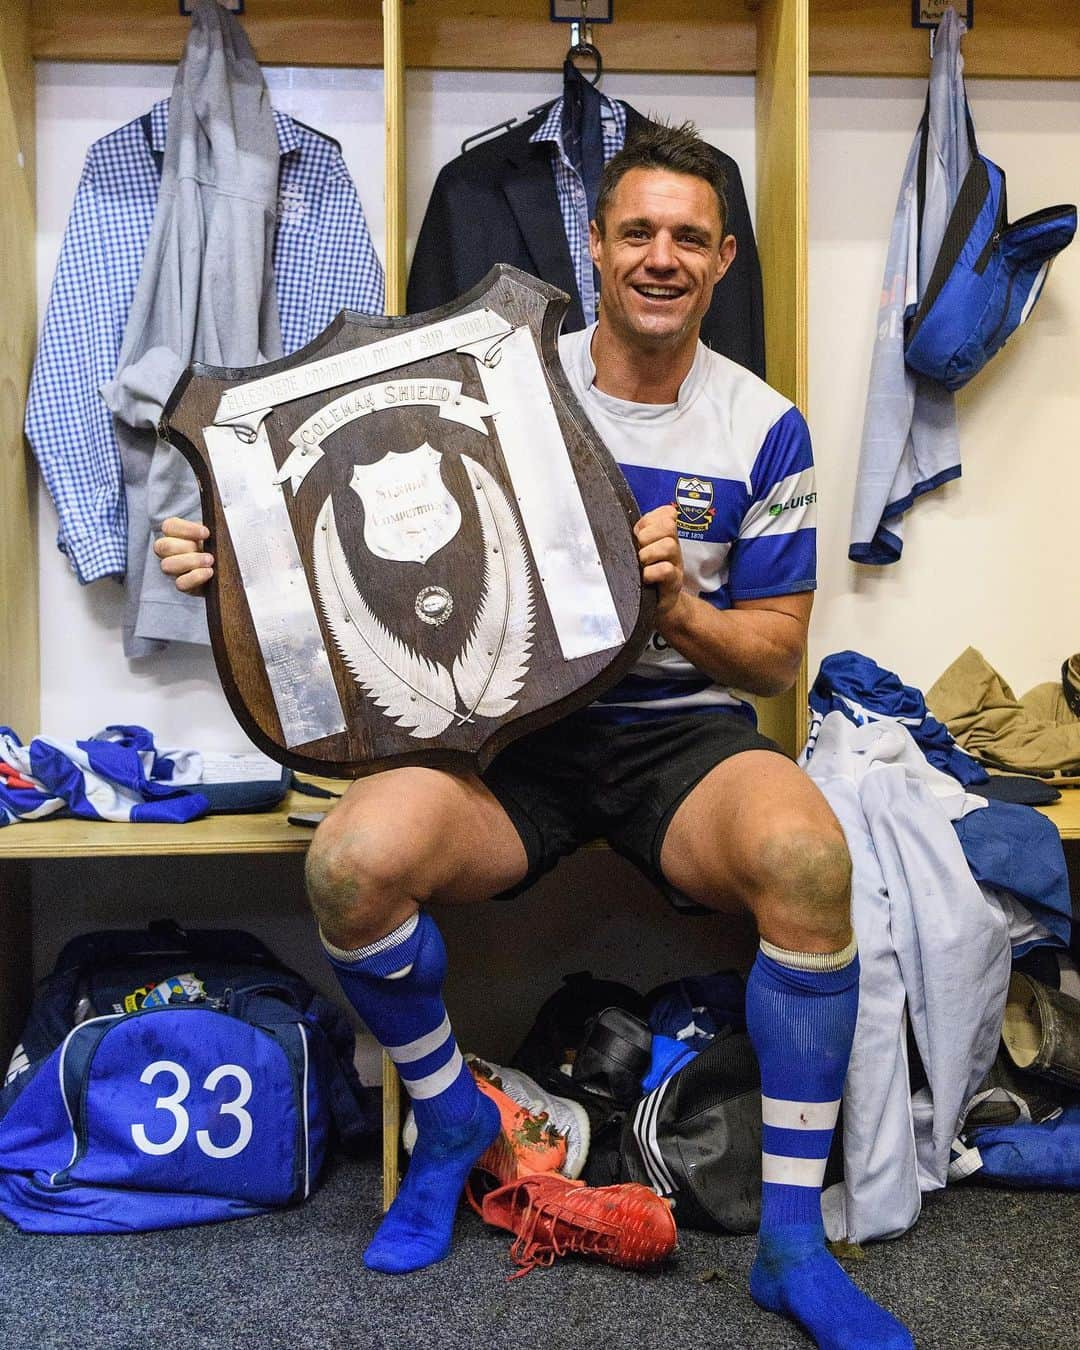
[{"x1": 415, "y1": 586, "x2": 454, "y2": 626}]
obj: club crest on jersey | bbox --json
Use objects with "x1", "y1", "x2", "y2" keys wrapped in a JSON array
[{"x1": 675, "y1": 476, "x2": 715, "y2": 534}]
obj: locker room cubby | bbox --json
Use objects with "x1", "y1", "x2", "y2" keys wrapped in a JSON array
[{"x1": 1, "y1": 1, "x2": 1078, "y2": 1204}]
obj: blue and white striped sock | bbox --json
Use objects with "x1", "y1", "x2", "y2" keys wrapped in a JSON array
[
  {"x1": 323, "y1": 912, "x2": 499, "y2": 1273},
  {"x1": 746, "y1": 938, "x2": 913, "y2": 1349}
]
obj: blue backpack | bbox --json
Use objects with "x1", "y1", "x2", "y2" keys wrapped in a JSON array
[
  {"x1": 0, "y1": 921, "x2": 377, "y2": 1234},
  {"x1": 904, "y1": 106, "x2": 1076, "y2": 390}
]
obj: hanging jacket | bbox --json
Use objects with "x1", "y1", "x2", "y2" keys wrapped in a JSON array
[
  {"x1": 100, "y1": 0, "x2": 283, "y2": 657},
  {"x1": 527, "y1": 86, "x2": 624, "y2": 328},
  {"x1": 407, "y1": 103, "x2": 765, "y2": 377},
  {"x1": 26, "y1": 75, "x2": 382, "y2": 600},
  {"x1": 848, "y1": 8, "x2": 968, "y2": 565}
]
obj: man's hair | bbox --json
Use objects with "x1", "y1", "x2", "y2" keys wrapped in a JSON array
[{"x1": 594, "y1": 120, "x2": 729, "y2": 237}]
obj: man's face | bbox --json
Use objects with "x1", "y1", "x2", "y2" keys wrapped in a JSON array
[{"x1": 589, "y1": 167, "x2": 735, "y2": 351}]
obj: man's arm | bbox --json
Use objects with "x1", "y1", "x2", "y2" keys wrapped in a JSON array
[{"x1": 635, "y1": 504, "x2": 810, "y2": 698}]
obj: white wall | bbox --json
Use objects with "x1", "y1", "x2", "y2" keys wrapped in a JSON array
[
  {"x1": 809, "y1": 77, "x2": 1080, "y2": 698},
  {"x1": 37, "y1": 62, "x2": 1077, "y2": 740}
]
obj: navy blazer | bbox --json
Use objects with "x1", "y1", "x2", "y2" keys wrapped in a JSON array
[{"x1": 407, "y1": 103, "x2": 765, "y2": 377}]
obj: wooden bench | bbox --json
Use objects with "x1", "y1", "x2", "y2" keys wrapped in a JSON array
[{"x1": 0, "y1": 783, "x2": 1076, "y2": 1207}]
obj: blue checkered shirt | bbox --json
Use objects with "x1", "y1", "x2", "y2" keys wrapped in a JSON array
[
  {"x1": 530, "y1": 96, "x2": 626, "y2": 327},
  {"x1": 26, "y1": 100, "x2": 385, "y2": 584}
]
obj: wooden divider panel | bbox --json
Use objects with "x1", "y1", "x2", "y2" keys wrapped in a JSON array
[{"x1": 0, "y1": 3, "x2": 38, "y2": 734}]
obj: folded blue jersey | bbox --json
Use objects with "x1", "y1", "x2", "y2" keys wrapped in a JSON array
[
  {"x1": 0, "y1": 725, "x2": 209, "y2": 826},
  {"x1": 953, "y1": 1106, "x2": 1080, "y2": 1190},
  {"x1": 808, "y1": 650, "x2": 988, "y2": 786},
  {"x1": 953, "y1": 802, "x2": 1072, "y2": 956}
]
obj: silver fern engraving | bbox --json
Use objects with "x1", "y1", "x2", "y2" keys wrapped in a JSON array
[
  {"x1": 312, "y1": 498, "x2": 457, "y2": 739},
  {"x1": 452, "y1": 457, "x2": 535, "y2": 719}
]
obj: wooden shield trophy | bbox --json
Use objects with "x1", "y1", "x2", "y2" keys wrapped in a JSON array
[{"x1": 161, "y1": 265, "x2": 655, "y2": 776}]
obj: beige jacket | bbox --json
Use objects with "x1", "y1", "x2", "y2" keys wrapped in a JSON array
[{"x1": 927, "y1": 647, "x2": 1080, "y2": 781}]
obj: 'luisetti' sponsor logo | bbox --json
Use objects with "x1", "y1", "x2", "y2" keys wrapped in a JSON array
[{"x1": 768, "y1": 490, "x2": 817, "y2": 518}]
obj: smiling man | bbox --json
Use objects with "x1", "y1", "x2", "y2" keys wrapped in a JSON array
[{"x1": 157, "y1": 123, "x2": 912, "y2": 1350}]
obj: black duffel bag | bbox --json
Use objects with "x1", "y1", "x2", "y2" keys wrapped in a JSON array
[{"x1": 619, "y1": 1030, "x2": 762, "y2": 1234}]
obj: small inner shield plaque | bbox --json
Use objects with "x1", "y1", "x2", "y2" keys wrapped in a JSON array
[{"x1": 350, "y1": 444, "x2": 462, "y2": 564}]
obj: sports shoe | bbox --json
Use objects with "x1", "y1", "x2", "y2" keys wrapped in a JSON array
[
  {"x1": 402, "y1": 1064, "x2": 567, "y2": 1186},
  {"x1": 465, "y1": 1054, "x2": 591, "y2": 1179},
  {"x1": 479, "y1": 1172, "x2": 677, "y2": 1278}
]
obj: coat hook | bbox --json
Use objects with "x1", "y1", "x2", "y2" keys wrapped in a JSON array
[
  {"x1": 551, "y1": 0, "x2": 614, "y2": 50},
  {"x1": 179, "y1": 0, "x2": 244, "y2": 15},
  {"x1": 912, "y1": 3, "x2": 974, "y2": 63}
]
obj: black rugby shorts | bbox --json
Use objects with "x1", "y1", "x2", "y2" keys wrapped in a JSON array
[{"x1": 480, "y1": 709, "x2": 788, "y2": 912}]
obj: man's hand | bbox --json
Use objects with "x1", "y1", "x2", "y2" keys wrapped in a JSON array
[
  {"x1": 634, "y1": 503, "x2": 685, "y2": 619},
  {"x1": 632, "y1": 502, "x2": 811, "y2": 698},
  {"x1": 153, "y1": 516, "x2": 215, "y2": 593}
]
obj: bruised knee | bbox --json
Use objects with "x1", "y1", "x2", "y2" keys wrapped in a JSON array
[
  {"x1": 304, "y1": 809, "x2": 424, "y2": 946},
  {"x1": 753, "y1": 825, "x2": 853, "y2": 947}
]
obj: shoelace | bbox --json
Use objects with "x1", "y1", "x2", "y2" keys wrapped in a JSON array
[{"x1": 505, "y1": 1188, "x2": 618, "y2": 1279}]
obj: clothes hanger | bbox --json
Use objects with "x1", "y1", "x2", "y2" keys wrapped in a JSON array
[
  {"x1": 459, "y1": 26, "x2": 603, "y2": 154},
  {"x1": 565, "y1": 39, "x2": 603, "y2": 86}
]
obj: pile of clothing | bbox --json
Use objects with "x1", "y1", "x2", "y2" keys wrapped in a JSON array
[
  {"x1": 0, "y1": 724, "x2": 330, "y2": 827},
  {"x1": 0, "y1": 725, "x2": 209, "y2": 826},
  {"x1": 801, "y1": 651, "x2": 1074, "y2": 1242}
]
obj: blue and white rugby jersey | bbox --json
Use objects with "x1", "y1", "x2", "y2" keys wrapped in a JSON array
[{"x1": 559, "y1": 325, "x2": 816, "y2": 724}]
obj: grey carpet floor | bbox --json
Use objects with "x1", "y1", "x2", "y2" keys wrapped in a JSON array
[{"x1": 1, "y1": 1153, "x2": 1077, "y2": 1350}]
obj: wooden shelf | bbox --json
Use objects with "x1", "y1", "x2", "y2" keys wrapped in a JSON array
[
  {"x1": 809, "y1": 0, "x2": 1080, "y2": 79},
  {"x1": 1036, "y1": 791, "x2": 1080, "y2": 843},
  {"x1": 30, "y1": 0, "x2": 756, "y2": 74},
  {"x1": 0, "y1": 780, "x2": 339, "y2": 860},
  {"x1": 28, "y1": 0, "x2": 1080, "y2": 79},
  {"x1": 0, "y1": 776, "x2": 1074, "y2": 862}
]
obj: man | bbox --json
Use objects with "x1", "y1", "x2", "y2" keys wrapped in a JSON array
[{"x1": 157, "y1": 123, "x2": 912, "y2": 1349}]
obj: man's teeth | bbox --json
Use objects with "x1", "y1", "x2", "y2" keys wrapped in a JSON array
[{"x1": 637, "y1": 286, "x2": 681, "y2": 298}]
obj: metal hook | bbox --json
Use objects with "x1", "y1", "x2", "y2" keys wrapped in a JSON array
[
  {"x1": 178, "y1": 1, "x2": 243, "y2": 14},
  {"x1": 571, "y1": 0, "x2": 591, "y2": 48}
]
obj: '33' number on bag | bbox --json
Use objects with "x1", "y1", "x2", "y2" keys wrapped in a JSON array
[{"x1": 130, "y1": 1059, "x2": 254, "y2": 1159}]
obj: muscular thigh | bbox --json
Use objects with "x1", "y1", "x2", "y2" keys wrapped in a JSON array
[
  {"x1": 659, "y1": 749, "x2": 846, "y2": 918},
  {"x1": 315, "y1": 766, "x2": 530, "y2": 905}
]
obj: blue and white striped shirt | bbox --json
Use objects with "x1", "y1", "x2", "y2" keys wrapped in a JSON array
[
  {"x1": 559, "y1": 325, "x2": 817, "y2": 724},
  {"x1": 530, "y1": 95, "x2": 626, "y2": 327},
  {"x1": 26, "y1": 100, "x2": 384, "y2": 584}
]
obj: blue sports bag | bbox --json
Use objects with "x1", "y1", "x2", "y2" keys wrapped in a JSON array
[
  {"x1": 0, "y1": 922, "x2": 376, "y2": 1234},
  {"x1": 904, "y1": 107, "x2": 1076, "y2": 390}
]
